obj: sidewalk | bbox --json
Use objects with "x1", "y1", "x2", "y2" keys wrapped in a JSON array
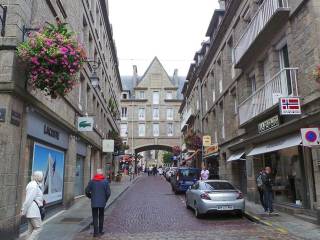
[
  {"x1": 20, "y1": 174, "x2": 141, "y2": 240},
  {"x1": 245, "y1": 200, "x2": 320, "y2": 240}
]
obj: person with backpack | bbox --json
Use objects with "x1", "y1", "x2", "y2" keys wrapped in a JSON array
[
  {"x1": 256, "y1": 168, "x2": 266, "y2": 211},
  {"x1": 85, "y1": 169, "x2": 111, "y2": 238},
  {"x1": 21, "y1": 171, "x2": 44, "y2": 240},
  {"x1": 262, "y1": 166, "x2": 274, "y2": 214}
]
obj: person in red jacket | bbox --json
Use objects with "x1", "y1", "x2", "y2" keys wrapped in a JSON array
[{"x1": 85, "y1": 169, "x2": 111, "y2": 237}]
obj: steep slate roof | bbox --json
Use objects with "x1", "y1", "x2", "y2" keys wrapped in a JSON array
[{"x1": 120, "y1": 57, "x2": 185, "y2": 99}]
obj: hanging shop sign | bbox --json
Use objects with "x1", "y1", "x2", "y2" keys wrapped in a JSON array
[
  {"x1": 279, "y1": 97, "x2": 301, "y2": 115},
  {"x1": 204, "y1": 144, "x2": 219, "y2": 155},
  {"x1": 77, "y1": 117, "x2": 94, "y2": 132},
  {"x1": 202, "y1": 135, "x2": 212, "y2": 147},
  {"x1": 0, "y1": 108, "x2": 6, "y2": 122},
  {"x1": 258, "y1": 115, "x2": 280, "y2": 134},
  {"x1": 103, "y1": 139, "x2": 114, "y2": 153},
  {"x1": 301, "y1": 128, "x2": 320, "y2": 146}
]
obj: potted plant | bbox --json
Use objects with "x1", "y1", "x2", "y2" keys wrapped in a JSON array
[{"x1": 17, "y1": 20, "x2": 86, "y2": 98}]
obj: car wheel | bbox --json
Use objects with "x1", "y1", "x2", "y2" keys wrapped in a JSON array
[
  {"x1": 237, "y1": 210, "x2": 244, "y2": 218},
  {"x1": 194, "y1": 206, "x2": 203, "y2": 218},
  {"x1": 185, "y1": 197, "x2": 191, "y2": 209}
]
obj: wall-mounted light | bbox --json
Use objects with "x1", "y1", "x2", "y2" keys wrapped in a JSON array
[
  {"x1": 0, "y1": 4, "x2": 7, "y2": 37},
  {"x1": 86, "y1": 60, "x2": 101, "y2": 89}
]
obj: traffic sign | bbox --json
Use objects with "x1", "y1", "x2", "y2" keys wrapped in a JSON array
[{"x1": 301, "y1": 128, "x2": 319, "y2": 146}]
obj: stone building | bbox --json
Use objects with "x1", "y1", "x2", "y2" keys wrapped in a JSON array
[
  {"x1": 181, "y1": 0, "x2": 320, "y2": 220},
  {"x1": 0, "y1": 0, "x2": 121, "y2": 238},
  {"x1": 120, "y1": 57, "x2": 183, "y2": 166}
]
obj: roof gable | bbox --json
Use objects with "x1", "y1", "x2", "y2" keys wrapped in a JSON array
[{"x1": 136, "y1": 57, "x2": 175, "y2": 89}]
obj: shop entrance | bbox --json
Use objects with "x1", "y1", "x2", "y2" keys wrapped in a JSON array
[{"x1": 74, "y1": 155, "x2": 84, "y2": 196}]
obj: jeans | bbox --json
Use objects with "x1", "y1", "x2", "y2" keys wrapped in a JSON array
[
  {"x1": 258, "y1": 188, "x2": 266, "y2": 211},
  {"x1": 26, "y1": 217, "x2": 42, "y2": 240},
  {"x1": 263, "y1": 190, "x2": 273, "y2": 212},
  {"x1": 92, "y1": 207, "x2": 104, "y2": 235}
]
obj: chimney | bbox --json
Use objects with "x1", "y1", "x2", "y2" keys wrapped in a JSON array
[
  {"x1": 132, "y1": 65, "x2": 138, "y2": 87},
  {"x1": 173, "y1": 69, "x2": 179, "y2": 87},
  {"x1": 218, "y1": 0, "x2": 225, "y2": 9}
]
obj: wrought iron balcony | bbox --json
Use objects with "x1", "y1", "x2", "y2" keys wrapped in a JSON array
[
  {"x1": 234, "y1": 0, "x2": 290, "y2": 67},
  {"x1": 238, "y1": 68, "x2": 298, "y2": 125}
]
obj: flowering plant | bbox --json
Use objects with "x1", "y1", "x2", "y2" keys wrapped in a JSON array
[
  {"x1": 17, "y1": 21, "x2": 86, "y2": 98},
  {"x1": 172, "y1": 146, "x2": 181, "y2": 156},
  {"x1": 184, "y1": 130, "x2": 202, "y2": 150}
]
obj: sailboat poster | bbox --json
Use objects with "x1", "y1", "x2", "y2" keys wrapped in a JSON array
[{"x1": 32, "y1": 143, "x2": 65, "y2": 203}]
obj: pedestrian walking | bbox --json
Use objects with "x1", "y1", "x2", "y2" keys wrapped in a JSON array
[
  {"x1": 256, "y1": 169, "x2": 266, "y2": 211},
  {"x1": 262, "y1": 166, "x2": 274, "y2": 214},
  {"x1": 200, "y1": 167, "x2": 209, "y2": 180},
  {"x1": 21, "y1": 171, "x2": 44, "y2": 240},
  {"x1": 85, "y1": 169, "x2": 111, "y2": 238}
]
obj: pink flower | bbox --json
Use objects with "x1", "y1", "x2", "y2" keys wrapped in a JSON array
[
  {"x1": 45, "y1": 39, "x2": 53, "y2": 46},
  {"x1": 59, "y1": 47, "x2": 68, "y2": 54},
  {"x1": 31, "y1": 57, "x2": 40, "y2": 65}
]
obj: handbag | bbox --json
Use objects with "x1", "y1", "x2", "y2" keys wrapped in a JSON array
[{"x1": 34, "y1": 200, "x2": 45, "y2": 220}]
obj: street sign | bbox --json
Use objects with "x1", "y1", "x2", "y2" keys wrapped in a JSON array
[
  {"x1": 204, "y1": 144, "x2": 219, "y2": 155},
  {"x1": 103, "y1": 139, "x2": 114, "y2": 153},
  {"x1": 279, "y1": 97, "x2": 301, "y2": 115},
  {"x1": 301, "y1": 128, "x2": 319, "y2": 146},
  {"x1": 203, "y1": 135, "x2": 211, "y2": 147},
  {"x1": 258, "y1": 115, "x2": 280, "y2": 134},
  {"x1": 77, "y1": 117, "x2": 94, "y2": 132}
]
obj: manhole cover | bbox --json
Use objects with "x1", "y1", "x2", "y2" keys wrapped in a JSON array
[{"x1": 60, "y1": 217, "x2": 84, "y2": 223}]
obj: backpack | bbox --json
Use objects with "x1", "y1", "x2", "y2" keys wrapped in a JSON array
[{"x1": 256, "y1": 174, "x2": 263, "y2": 188}]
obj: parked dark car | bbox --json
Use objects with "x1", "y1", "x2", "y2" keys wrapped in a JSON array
[{"x1": 171, "y1": 167, "x2": 200, "y2": 194}]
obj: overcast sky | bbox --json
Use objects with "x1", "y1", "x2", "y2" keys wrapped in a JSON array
[{"x1": 108, "y1": 0, "x2": 219, "y2": 77}]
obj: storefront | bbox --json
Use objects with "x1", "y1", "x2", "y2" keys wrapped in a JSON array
[
  {"x1": 203, "y1": 144, "x2": 219, "y2": 179},
  {"x1": 227, "y1": 151, "x2": 247, "y2": 194},
  {"x1": 247, "y1": 133, "x2": 311, "y2": 208},
  {"x1": 26, "y1": 111, "x2": 69, "y2": 205},
  {"x1": 75, "y1": 141, "x2": 87, "y2": 197}
]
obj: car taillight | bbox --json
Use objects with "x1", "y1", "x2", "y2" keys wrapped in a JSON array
[
  {"x1": 237, "y1": 191, "x2": 243, "y2": 199},
  {"x1": 200, "y1": 193, "x2": 211, "y2": 200},
  {"x1": 176, "y1": 172, "x2": 180, "y2": 181}
]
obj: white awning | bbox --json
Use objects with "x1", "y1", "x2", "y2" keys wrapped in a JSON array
[
  {"x1": 227, "y1": 151, "x2": 245, "y2": 162},
  {"x1": 247, "y1": 134, "x2": 301, "y2": 156}
]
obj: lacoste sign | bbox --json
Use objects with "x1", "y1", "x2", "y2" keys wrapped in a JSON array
[{"x1": 77, "y1": 117, "x2": 94, "y2": 132}]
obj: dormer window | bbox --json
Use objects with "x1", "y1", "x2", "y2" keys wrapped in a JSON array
[{"x1": 122, "y1": 93, "x2": 128, "y2": 99}]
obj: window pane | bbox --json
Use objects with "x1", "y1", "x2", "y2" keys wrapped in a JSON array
[
  {"x1": 167, "y1": 108, "x2": 173, "y2": 120},
  {"x1": 167, "y1": 123, "x2": 173, "y2": 136},
  {"x1": 153, "y1": 108, "x2": 159, "y2": 120},
  {"x1": 153, "y1": 124, "x2": 159, "y2": 136},
  {"x1": 205, "y1": 182, "x2": 235, "y2": 190},
  {"x1": 120, "y1": 124, "x2": 127, "y2": 137},
  {"x1": 138, "y1": 124, "x2": 145, "y2": 136},
  {"x1": 138, "y1": 108, "x2": 145, "y2": 120},
  {"x1": 166, "y1": 91, "x2": 172, "y2": 99},
  {"x1": 153, "y1": 91, "x2": 159, "y2": 104}
]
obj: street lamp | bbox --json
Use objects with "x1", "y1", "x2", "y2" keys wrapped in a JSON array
[{"x1": 90, "y1": 66, "x2": 100, "y2": 88}]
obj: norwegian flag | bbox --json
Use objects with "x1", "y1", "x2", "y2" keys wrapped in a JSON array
[{"x1": 280, "y1": 97, "x2": 301, "y2": 115}]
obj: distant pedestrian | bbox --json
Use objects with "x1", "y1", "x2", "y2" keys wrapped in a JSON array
[
  {"x1": 153, "y1": 166, "x2": 157, "y2": 176},
  {"x1": 85, "y1": 169, "x2": 111, "y2": 238},
  {"x1": 262, "y1": 166, "x2": 274, "y2": 214},
  {"x1": 21, "y1": 171, "x2": 44, "y2": 240},
  {"x1": 256, "y1": 169, "x2": 266, "y2": 211},
  {"x1": 200, "y1": 167, "x2": 209, "y2": 180}
]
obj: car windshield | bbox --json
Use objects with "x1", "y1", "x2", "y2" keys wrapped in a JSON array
[
  {"x1": 179, "y1": 169, "x2": 199, "y2": 178},
  {"x1": 205, "y1": 182, "x2": 235, "y2": 190}
]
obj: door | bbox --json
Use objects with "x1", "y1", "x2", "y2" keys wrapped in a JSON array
[
  {"x1": 74, "y1": 155, "x2": 84, "y2": 196},
  {"x1": 279, "y1": 45, "x2": 292, "y2": 95}
]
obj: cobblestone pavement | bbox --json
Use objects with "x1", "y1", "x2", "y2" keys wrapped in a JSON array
[{"x1": 74, "y1": 176, "x2": 301, "y2": 240}]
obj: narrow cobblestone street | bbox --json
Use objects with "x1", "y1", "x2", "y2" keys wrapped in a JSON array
[{"x1": 74, "y1": 176, "x2": 300, "y2": 240}]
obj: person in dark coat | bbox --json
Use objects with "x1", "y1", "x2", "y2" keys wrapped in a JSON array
[
  {"x1": 262, "y1": 166, "x2": 273, "y2": 214},
  {"x1": 85, "y1": 169, "x2": 111, "y2": 237}
]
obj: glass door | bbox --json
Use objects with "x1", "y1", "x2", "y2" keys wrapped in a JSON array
[
  {"x1": 74, "y1": 155, "x2": 84, "y2": 196},
  {"x1": 279, "y1": 45, "x2": 292, "y2": 95}
]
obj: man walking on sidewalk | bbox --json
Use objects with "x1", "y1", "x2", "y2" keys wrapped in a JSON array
[
  {"x1": 262, "y1": 166, "x2": 274, "y2": 214},
  {"x1": 85, "y1": 169, "x2": 111, "y2": 238},
  {"x1": 256, "y1": 168, "x2": 266, "y2": 211}
]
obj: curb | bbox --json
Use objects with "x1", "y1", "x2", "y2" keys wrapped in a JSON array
[
  {"x1": 79, "y1": 175, "x2": 142, "y2": 232},
  {"x1": 244, "y1": 211, "x2": 289, "y2": 234}
]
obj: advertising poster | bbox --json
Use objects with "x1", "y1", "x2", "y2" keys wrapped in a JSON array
[{"x1": 32, "y1": 143, "x2": 65, "y2": 203}]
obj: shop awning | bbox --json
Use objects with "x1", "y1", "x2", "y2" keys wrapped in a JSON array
[
  {"x1": 203, "y1": 152, "x2": 219, "y2": 159},
  {"x1": 227, "y1": 151, "x2": 245, "y2": 162},
  {"x1": 247, "y1": 134, "x2": 301, "y2": 156}
]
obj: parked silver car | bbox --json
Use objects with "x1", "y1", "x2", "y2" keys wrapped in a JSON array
[{"x1": 185, "y1": 180, "x2": 245, "y2": 218}]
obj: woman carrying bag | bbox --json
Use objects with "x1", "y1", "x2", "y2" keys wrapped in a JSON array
[{"x1": 21, "y1": 171, "x2": 45, "y2": 240}]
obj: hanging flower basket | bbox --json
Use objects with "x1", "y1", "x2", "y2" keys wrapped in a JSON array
[
  {"x1": 17, "y1": 21, "x2": 87, "y2": 98},
  {"x1": 172, "y1": 146, "x2": 181, "y2": 156}
]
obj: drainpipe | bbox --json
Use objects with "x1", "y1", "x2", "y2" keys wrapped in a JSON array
[{"x1": 199, "y1": 78, "x2": 204, "y2": 169}]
